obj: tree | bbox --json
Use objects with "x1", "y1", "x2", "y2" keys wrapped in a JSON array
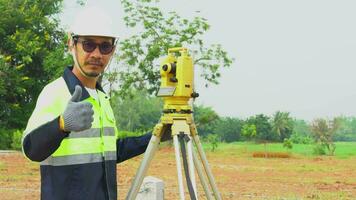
[
  {"x1": 241, "y1": 123, "x2": 257, "y2": 139},
  {"x1": 244, "y1": 114, "x2": 275, "y2": 157},
  {"x1": 310, "y1": 118, "x2": 340, "y2": 156},
  {"x1": 333, "y1": 116, "x2": 356, "y2": 141},
  {"x1": 111, "y1": 89, "x2": 163, "y2": 132},
  {"x1": 290, "y1": 119, "x2": 313, "y2": 144},
  {"x1": 105, "y1": 0, "x2": 234, "y2": 96},
  {"x1": 271, "y1": 111, "x2": 294, "y2": 141},
  {"x1": 247, "y1": 114, "x2": 275, "y2": 142},
  {"x1": 193, "y1": 105, "x2": 219, "y2": 137},
  {"x1": 213, "y1": 117, "x2": 243, "y2": 142},
  {"x1": 0, "y1": 0, "x2": 71, "y2": 129}
]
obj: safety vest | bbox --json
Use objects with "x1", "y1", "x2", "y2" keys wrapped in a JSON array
[
  {"x1": 23, "y1": 66, "x2": 119, "y2": 200},
  {"x1": 40, "y1": 86, "x2": 118, "y2": 166}
]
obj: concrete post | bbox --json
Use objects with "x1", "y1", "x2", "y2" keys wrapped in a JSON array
[{"x1": 136, "y1": 176, "x2": 165, "y2": 200}]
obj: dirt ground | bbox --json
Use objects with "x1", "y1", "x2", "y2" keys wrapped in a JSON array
[{"x1": 0, "y1": 147, "x2": 355, "y2": 200}]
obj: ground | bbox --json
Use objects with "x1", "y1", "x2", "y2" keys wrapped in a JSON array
[{"x1": 0, "y1": 147, "x2": 355, "y2": 200}]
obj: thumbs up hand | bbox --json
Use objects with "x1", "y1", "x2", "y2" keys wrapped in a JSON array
[{"x1": 60, "y1": 85, "x2": 94, "y2": 132}]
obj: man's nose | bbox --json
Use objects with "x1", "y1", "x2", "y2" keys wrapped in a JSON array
[{"x1": 89, "y1": 46, "x2": 103, "y2": 58}]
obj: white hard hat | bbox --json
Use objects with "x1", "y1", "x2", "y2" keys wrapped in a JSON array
[{"x1": 70, "y1": 6, "x2": 119, "y2": 38}]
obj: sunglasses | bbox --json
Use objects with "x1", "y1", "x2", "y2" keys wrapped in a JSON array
[{"x1": 76, "y1": 39, "x2": 115, "y2": 55}]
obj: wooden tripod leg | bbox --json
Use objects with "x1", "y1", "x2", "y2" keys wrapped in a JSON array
[
  {"x1": 192, "y1": 149, "x2": 214, "y2": 200},
  {"x1": 192, "y1": 133, "x2": 222, "y2": 200},
  {"x1": 125, "y1": 124, "x2": 163, "y2": 200}
]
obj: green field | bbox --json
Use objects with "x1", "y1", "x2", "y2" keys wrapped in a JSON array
[{"x1": 202, "y1": 142, "x2": 356, "y2": 158}]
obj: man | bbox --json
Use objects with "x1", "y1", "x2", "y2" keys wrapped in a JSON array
[{"x1": 22, "y1": 6, "x2": 159, "y2": 200}]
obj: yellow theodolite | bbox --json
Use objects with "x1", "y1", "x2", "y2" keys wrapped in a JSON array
[
  {"x1": 156, "y1": 47, "x2": 200, "y2": 135},
  {"x1": 158, "y1": 47, "x2": 199, "y2": 112},
  {"x1": 126, "y1": 47, "x2": 221, "y2": 200}
]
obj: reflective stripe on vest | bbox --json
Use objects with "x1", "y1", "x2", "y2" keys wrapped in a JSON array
[
  {"x1": 38, "y1": 81, "x2": 118, "y2": 166},
  {"x1": 41, "y1": 151, "x2": 116, "y2": 166},
  {"x1": 67, "y1": 127, "x2": 115, "y2": 138}
]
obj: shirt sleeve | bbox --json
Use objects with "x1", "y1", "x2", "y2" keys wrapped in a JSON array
[
  {"x1": 22, "y1": 84, "x2": 68, "y2": 162},
  {"x1": 116, "y1": 132, "x2": 152, "y2": 163}
]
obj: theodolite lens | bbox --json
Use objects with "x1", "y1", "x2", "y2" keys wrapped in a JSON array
[{"x1": 162, "y1": 63, "x2": 177, "y2": 74}]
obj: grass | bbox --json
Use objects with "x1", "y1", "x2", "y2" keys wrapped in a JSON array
[
  {"x1": 333, "y1": 142, "x2": 356, "y2": 158},
  {"x1": 202, "y1": 141, "x2": 356, "y2": 158}
]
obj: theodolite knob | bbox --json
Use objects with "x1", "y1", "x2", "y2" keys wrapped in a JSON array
[
  {"x1": 191, "y1": 92, "x2": 199, "y2": 98},
  {"x1": 170, "y1": 77, "x2": 178, "y2": 82}
]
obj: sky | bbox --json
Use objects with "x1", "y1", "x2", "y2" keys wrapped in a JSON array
[{"x1": 60, "y1": 0, "x2": 356, "y2": 121}]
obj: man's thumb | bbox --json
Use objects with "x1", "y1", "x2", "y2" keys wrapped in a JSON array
[{"x1": 70, "y1": 85, "x2": 82, "y2": 102}]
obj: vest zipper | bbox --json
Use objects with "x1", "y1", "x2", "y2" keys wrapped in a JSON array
[{"x1": 97, "y1": 94, "x2": 112, "y2": 200}]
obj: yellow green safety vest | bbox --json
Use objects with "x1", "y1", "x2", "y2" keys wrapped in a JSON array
[{"x1": 22, "y1": 66, "x2": 121, "y2": 200}]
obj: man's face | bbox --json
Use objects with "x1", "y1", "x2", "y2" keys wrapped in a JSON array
[{"x1": 72, "y1": 36, "x2": 115, "y2": 77}]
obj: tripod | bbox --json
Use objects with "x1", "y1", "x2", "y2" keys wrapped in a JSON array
[
  {"x1": 125, "y1": 111, "x2": 221, "y2": 200},
  {"x1": 126, "y1": 47, "x2": 221, "y2": 199}
]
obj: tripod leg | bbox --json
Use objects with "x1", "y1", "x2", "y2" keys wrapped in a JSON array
[
  {"x1": 187, "y1": 135, "x2": 198, "y2": 198},
  {"x1": 173, "y1": 134, "x2": 185, "y2": 200},
  {"x1": 193, "y1": 135, "x2": 222, "y2": 200},
  {"x1": 126, "y1": 131, "x2": 161, "y2": 200},
  {"x1": 192, "y1": 149, "x2": 214, "y2": 200}
]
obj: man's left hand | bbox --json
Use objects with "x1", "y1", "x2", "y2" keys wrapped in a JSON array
[{"x1": 160, "y1": 125, "x2": 172, "y2": 142}]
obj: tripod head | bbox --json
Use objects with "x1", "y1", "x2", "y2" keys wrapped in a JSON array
[{"x1": 157, "y1": 47, "x2": 199, "y2": 114}]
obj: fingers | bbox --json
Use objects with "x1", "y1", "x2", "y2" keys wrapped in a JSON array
[
  {"x1": 79, "y1": 102, "x2": 94, "y2": 117},
  {"x1": 70, "y1": 85, "x2": 82, "y2": 102},
  {"x1": 77, "y1": 102, "x2": 94, "y2": 130}
]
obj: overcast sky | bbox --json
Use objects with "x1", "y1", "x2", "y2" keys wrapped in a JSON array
[{"x1": 60, "y1": 0, "x2": 356, "y2": 121}]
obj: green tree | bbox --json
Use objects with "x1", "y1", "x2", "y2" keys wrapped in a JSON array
[
  {"x1": 105, "y1": 0, "x2": 234, "y2": 96},
  {"x1": 334, "y1": 116, "x2": 356, "y2": 141},
  {"x1": 213, "y1": 117, "x2": 243, "y2": 142},
  {"x1": 111, "y1": 89, "x2": 163, "y2": 132},
  {"x1": 241, "y1": 123, "x2": 257, "y2": 139},
  {"x1": 271, "y1": 111, "x2": 294, "y2": 141},
  {"x1": 245, "y1": 114, "x2": 275, "y2": 157},
  {"x1": 310, "y1": 118, "x2": 340, "y2": 156},
  {"x1": 0, "y1": 0, "x2": 71, "y2": 130},
  {"x1": 290, "y1": 119, "x2": 313, "y2": 144},
  {"x1": 193, "y1": 105, "x2": 219, "y2": 137},
  {"x1": 247, "y1": 114, "x2": 275, "y2": 142}
]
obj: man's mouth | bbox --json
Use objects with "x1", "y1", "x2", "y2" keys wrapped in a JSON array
[{"x1": 86, "y1": 61, "x2": 103, "y2": 67}]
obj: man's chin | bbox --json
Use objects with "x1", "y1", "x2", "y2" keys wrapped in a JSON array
[
  {"x1": 82, "y1": 70, "x2": 100, "y2": 78},
  {"x1": 84, "y1": 65, "x2": 104, "y2": 77},
  {"x1": 86, "y1": 72, "x2": 100, "y2": 77}
]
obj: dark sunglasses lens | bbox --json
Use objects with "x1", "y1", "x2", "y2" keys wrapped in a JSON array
[
  {"x1": 99, "y1": 42, "x2": 114, "y2": 54},
  {"x1": 82, "y1": 41, "x2": 97, "y2": 53}
]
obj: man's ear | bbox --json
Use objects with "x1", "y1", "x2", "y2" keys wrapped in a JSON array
[
  {"x1": 67, "y1": 32, "x2": 73, "y2": 52},
  {"x1": 111, "y1": 46, "x2": 117, "y2": 56}
]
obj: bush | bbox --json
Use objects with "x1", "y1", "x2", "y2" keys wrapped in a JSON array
[
  {"x1": 283, "y1": 138, "x2": 293, "y2": 149},
  {"x1": 206, "y1": 134, "x2": 220, "y2": 152},
  {"x1": 0, "y1": 128, "x2": 13, "y2": 149},
  {"x1": 290, "y1": 133, "x2": 313, "y2": 144},
  {"x1": 11, "y1": 130, "x2": 23, "y2": 150},
  {"x1": 313, "y1": 143, "x2": 326, "y2": 155}
]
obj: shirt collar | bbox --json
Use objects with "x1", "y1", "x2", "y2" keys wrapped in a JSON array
[{"x1": 62, "y1": 66, "x2": 105, "y2": 101}]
